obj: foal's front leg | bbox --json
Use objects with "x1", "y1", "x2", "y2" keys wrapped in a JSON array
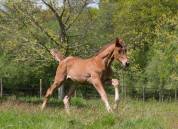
[
  {"x1": 111, "y1": 79, "x2": 120, "y2": 110},
  {"x1": 91, "y1": 75, "x2": 113, "y2": 112},
  {"x1": 105, "y1": 79, "x2": 120, "y2": 111}
]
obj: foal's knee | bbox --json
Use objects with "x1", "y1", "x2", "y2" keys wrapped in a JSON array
[{"x1": 111, "y1": 79, "x2": 119, "y2": 87}]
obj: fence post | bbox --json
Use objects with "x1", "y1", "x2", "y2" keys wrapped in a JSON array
[
  {"x1": 0, "y1": 78, "x2": 3, "y2": 97},
  {"x1": 40, "y1": 79, "x2": 42, "y2": 98},
  {"x1": 74, "y1": 90, "x2": 77, "y2": 97},
  {"x1": 159, "y1": 89, "x2": 161, "y2": 102},
  {"x1": 125, "y1": 85, "x2": 127, "y2": 98},
  {"x1": 142, "y1": 85, "x2": 145, "y2": 102},
  {"x1": 175, "y1": 87, "x2": 177, "y2": 101},
  {"x1": 122, "y1": 70, "x2": 125, "y2": 99},
  {"x1": 161, "y1": 89, "x2": 164, "y2": 102},
  {"x1": 58, "y1": 85, "x2": 64, "y2": 99},
  {"x1": 169, "y1": 90, "x2": 171, "y2": 102}
]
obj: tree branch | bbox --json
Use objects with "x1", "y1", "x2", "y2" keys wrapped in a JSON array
[
  {"x1": 42, "y1": 0, "x2": 61, "y2": 19},
  {"x1": 30, "y1": 16, "x2": 64, "y2": 48},
  {"x1": 66, "y1": 1, "x2": 87, "y2": 30},
  {"x1": 42, "y1": 0, "x2": 67, "y2": 43},
  {"x1": 64, "y1": 0, "x2": 72, "y2": 24},
  {"x1": 12, "y1": 3, "x2": 64, "y2": 48},
  {"x1": 60, "y1": 0, "x2": 66, "y2": 18}
]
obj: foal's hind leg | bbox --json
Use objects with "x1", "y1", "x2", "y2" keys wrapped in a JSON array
[
  {"x1": 41, "y1": 78, "x2": 65, "y2": 110},
  {"x1": 63, "y1": 85, "x2": 76, "y2": 111}
]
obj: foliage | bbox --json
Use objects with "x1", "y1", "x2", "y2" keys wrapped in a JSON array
[{"x1": 0, "y1": 0, "x2": 178, "y2": 93}]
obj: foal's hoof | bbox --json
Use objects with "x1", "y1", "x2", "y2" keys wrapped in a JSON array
[
  {"x1": 65, "y1": 108, "x2": 71, "y2": 115},
  {"x1": 41, "y1": 106, "x2": 44, "y2": 111},
  {"x1": 41, "y1": 103, "x2": 46, "y2": 111},
  {"x1": 113, "y1": 104, "x2": 118, "y2": 111},
  {"x1": 107, "y1": 108, "x2": 113, "y2": 113}
]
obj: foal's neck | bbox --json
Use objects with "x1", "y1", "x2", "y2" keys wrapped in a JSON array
[{"x1": 97, "y1": 45, "x2": 115, "y2": 68}]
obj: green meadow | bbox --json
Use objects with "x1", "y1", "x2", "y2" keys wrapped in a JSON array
[{"x1": 0, "y1": 97, "x2": 177, "y2": 129}]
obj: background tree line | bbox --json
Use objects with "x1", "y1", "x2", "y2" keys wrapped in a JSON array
[{"x1": 0, "y1": 0, "x2": 178, "y2": 98}]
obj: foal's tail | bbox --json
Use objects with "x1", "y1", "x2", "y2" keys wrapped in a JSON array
[{"x1": 50, "y1": 49, "x2": 65, "y2": 62}]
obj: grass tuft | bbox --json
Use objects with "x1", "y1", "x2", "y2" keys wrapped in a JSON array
[{"x1": 71, "y1": 97, "x2": 87, "y2": 107}]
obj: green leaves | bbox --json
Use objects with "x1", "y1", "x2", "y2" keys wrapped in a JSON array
[{"x1": 0, "y1": 0, "x2": 178, "y2": 91}]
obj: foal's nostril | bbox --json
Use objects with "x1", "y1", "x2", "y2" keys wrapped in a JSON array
[{"x1": 126, "y1": 62, "x2": 130, "y2": 67}]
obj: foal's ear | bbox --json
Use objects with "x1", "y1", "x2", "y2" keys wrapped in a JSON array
[{"x1": 115, "y1": 38, "x2": 123, "y2": 48}]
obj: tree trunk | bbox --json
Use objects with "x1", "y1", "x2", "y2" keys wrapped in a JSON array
[{"x1": 0, "y1": 78, "x2": 3, "y2": 97}]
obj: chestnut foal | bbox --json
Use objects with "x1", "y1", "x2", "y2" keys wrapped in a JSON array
[{"x1": 41, "y1": 38, "x2": 129, "y2": 112}]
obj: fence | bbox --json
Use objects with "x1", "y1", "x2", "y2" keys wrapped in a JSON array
[
  {"x1": 0, "y1": 78, "x2": 177, "y2": 102},
  {"x1": 0, "y1": 78, "x2": 45, "y2": 98},
  {"x1": 79, "y1": 84, "x2": 178, "y2": 102}
]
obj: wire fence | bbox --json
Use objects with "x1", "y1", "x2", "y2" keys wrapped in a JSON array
[
  {"x1": 78, "y1": 85, "x2": 178, "y2": 102},
  {"x1": 0, "y1": 78, "x2": 177, "y2": 102}
]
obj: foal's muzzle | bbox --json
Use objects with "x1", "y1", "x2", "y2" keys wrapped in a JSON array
[{"x1": 122, "y1": 62, "x2": 129, "y2": 68}]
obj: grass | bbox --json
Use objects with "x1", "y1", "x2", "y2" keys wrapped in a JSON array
[{"x1": 0, "y1": 96, "x2": 178, "y2": 129}]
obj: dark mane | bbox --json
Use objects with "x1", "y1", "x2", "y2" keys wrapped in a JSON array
[{"x1": 94, "y1": 43, "x2": 114, "y2": 56}]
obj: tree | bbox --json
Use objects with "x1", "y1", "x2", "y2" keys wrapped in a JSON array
[{"x1": 0, "y1": 0, "x2": 92, "y2": 95}]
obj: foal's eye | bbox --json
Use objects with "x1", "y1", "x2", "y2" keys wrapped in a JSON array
[{"x1": 118, "y1": 50, "x2": 122, "y2": 53}]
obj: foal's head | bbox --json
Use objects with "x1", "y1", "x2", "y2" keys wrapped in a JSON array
[{"x1": 113, "y1": 38, "x2": 129, "y2": 67}]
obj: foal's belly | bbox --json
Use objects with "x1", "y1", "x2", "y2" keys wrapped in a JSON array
[
  {"x1": 67, "y1": 64, "x2": 91, "y2": 82},
  {"x1": 67, "y1": 71, "x2": 90, "y2": 82}
]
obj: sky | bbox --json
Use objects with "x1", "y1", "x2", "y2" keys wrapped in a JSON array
[
  {"x1": 37, "y1": 0, "x2": 99, "y2": 10},
  {"x1": 87, "y1": 1, "x2": 99, "y2": 9},
  {"x1": 0, "y1": 0, "x2": 100, "y2": 11}
]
